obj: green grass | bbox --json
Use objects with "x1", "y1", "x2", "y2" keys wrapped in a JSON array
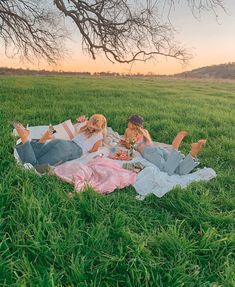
[{"x1": 0, "y1": 76, "x2": 234, "y2": 286}]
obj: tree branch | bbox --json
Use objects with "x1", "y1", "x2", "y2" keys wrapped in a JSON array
[{"x1": 0, "y1": 0, "x2": 226, "y2": 64}]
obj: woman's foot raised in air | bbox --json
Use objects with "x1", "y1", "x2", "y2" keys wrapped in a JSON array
[
  {"x1": 190, "y1": 139, "x2": 207, "y2": 158},
  {"x1": 13, "y1": 122, "x2": 30, "y2": 144},
  {"x1": 39, "y1": 125, "x2": 56, "y2": 143},
  {"x1": 172, "y1": 131, "x2": 188, "y2": 150}
]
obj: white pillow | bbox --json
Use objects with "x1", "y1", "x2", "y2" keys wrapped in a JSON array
[{"x1": 53, "y1": 119, "x2": 75, "y2": 140}]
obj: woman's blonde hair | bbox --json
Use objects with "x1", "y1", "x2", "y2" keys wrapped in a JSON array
[{"x1": 79, "y1": 114, "x2": 107, "y2": 138}]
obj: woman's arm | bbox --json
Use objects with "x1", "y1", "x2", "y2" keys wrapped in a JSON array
[
  {"x1": 142, "y1": 129, "x2": 152, "y2": 144},
  {"x1": 124, "y1": 129, "x2": 133, "y2": 149},
  {"x1": 74, "y1": 121, "x2": 88, "y2": 136},
  {"x1": 88, "y1": 140, "x2": 103, "y2": 153},
  {"x1": 119, "y1": 129, "x2": 131, "y2": 148}
]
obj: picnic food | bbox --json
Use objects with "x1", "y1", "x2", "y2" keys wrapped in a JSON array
[{"x1": 109, "y1": 150, "x2": 132, "y2": 161}]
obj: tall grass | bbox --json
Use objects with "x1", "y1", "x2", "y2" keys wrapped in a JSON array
[{"x1": 0, "y1": 76, "x2": 234, "y2": 286}]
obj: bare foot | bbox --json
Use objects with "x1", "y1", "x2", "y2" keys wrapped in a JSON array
[
  {"x1": 39, "y1": 125, "x2": 55, "y2": 143},
  {"x1": 172, "y1": 131, "x2": 188, "y2": 150},
  {"x1": 13, "y1": 122, "x2": 30, "y2": 144},
  {"x1": 190, "y1": 139, "x2": 207, "y2": 158}
]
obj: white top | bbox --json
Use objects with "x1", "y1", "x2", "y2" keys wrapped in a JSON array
[{"x1": 72, "y1": 132, "x2": 103, "y2": 153}]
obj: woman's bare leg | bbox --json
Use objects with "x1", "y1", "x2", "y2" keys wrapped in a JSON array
[
  {"x1": 13, "y1": 122, "x2": 30, "y2": 144},
  {"x1": 39, "y1": 125, "x2": 55, "y2": 143},
  {"x1": 190, "y1": 139, "x2": 207, "y2": 157},
  {"x1": 172, "y1": 131, "x2": 188, "y2": 150},
  {"x1": 138, "y1": 130, "x2": 188, "y2": 153}
]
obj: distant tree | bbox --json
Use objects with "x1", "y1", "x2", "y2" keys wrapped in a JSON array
[{"x1": 0, "y1": 0, "x2": 226, "y2": 64}]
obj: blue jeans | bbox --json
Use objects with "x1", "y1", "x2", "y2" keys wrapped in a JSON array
[
  {"x1": 16, "y1": 139, "x2": 83, "y2": 166},
  {"x1": 141, "y1": 145, "x2": 199, "y2": 175}
]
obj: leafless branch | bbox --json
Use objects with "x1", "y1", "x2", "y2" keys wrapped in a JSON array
[
  {"x1": 0, "y1": 0, "x2": 67, "y2": 63},
  {"x1": 0, "y1": 0, "x2": 226, "y2": 64},
  {"x1": 53, "y1": 0, "x2": 225, "y2": 64}
]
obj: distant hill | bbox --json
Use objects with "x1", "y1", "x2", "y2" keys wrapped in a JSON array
[{"x1": 175, "y1": 63, "x2": 235, "y2": 79}]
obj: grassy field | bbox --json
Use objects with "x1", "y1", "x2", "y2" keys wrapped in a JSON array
[{"x1": 0, "y1": 76, "x2": 234, "y2": 286}]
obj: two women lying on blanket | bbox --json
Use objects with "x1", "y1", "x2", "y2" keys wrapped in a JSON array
[
  {"x1": 123, "y1": 115, "x2": 206, "y2": 176},
  {"x1": 14, "y1": 114, "x2": 107, "y2": 167},
  {"x1": 14, "y1": 114, "x2": 206, "y2": 176}
]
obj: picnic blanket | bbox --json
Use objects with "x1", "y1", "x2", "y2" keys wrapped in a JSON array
[
  {"x1": 54, "y1": 157, "x2": 136, "y2": 194},
  {"x1": 13, "y1": 125, "x2": 217, "y2": 198}
]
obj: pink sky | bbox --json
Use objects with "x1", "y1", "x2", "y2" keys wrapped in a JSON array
[{"x1": 0, "y1": 1, "x2": 235, "y2": 74}]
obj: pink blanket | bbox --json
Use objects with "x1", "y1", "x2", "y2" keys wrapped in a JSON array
[{"x1": 54, "y1": 157, "x2": 137, "y2": 194}]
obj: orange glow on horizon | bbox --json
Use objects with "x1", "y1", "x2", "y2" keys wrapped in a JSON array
[{"x1": 1, "y1": 52, "x2": 234, "y2": 75}]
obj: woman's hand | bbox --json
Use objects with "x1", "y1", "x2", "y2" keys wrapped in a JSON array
[
  {"x1": 89, "y1": 140, "x2": 102, "y2": 153},
  {"x1": 125, "y1": 142, "x2": 131, "y2": 149},
  {"x1": 119, "y1": 139, "x2": 126, "y2": 145},
  {"x1": 77, "y1": 115, "x2": 88, "y2": 123},
  {"x1": 140, "y1": 128, "x2": 152, "y2": 143}
]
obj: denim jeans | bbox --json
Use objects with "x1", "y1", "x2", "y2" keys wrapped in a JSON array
[
  {"x1": 141, "y1": 145, "x2": 199, "y2": 175},
  {"x1": 16, "y1": 139, "x2": 83, "y2": 166}
]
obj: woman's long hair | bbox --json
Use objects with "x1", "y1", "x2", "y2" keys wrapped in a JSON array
[{"x1": 79, "y1": 114, "x2": 107, "y2": 138}]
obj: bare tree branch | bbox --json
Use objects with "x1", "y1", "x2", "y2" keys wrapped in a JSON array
[
  {"x1": 0, "y1": 0, "x2": 226, "y2": 64},
  {"x1": 0, "y1": 0, "x2": 67, "y2": 63},
  {"x1": 53, "y1": 0, "x2": 226, "y2": 64}
]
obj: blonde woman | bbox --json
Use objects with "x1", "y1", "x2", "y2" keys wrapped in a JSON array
[{"x1": 14, "y1": 114, "x2": 107, "y2": 167}]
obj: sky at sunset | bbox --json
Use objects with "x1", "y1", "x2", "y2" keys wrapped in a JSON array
[{"x1": 0, "y1": 0, "x2": 235, "y2": 75}]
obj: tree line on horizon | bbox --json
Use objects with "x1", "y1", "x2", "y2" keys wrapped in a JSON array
[
  {"x1": 0, "y1": 63, "x2": 235, "y2": 79},
  {"x1": 0, "y1": 67, "x2": 168, "y2": 77}
]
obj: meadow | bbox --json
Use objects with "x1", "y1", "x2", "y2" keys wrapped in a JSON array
[{"x1": 0, "y1": 76, "x2": 234, "y2": 286}]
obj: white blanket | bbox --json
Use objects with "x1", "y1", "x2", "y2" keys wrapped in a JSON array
[{"x1": 13, "y1": 125, "x2": 217, "y2": 198}]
